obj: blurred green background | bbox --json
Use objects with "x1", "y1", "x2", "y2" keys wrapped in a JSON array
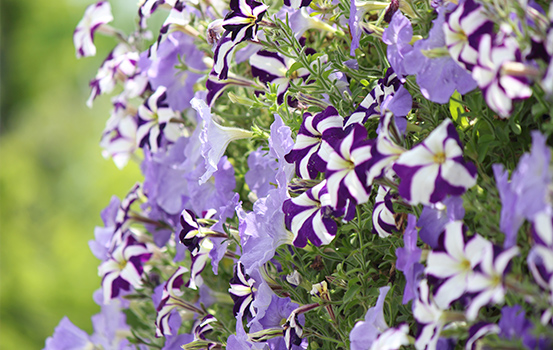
[{"x1": 0, "y1": 1, "x2": 143, "y2": 349}]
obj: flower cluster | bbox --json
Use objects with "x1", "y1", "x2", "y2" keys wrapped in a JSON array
[{"x1": 45, "y1": 0, "x2": 553, "y2": 349}]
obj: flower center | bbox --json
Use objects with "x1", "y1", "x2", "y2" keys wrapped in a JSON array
[{"x1": 434, "y1": 152, "x2": 446, "y2": 164}]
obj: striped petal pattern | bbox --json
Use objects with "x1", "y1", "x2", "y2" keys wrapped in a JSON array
[
  {"x1": 325, "y1": 124, "x2": 373, "y2": 221},
  {"x1": 285, "y1": 106, "x2": 344, "y2": 179},
  {"x1": 283, "y1": 181, "x2": 342, "y2": 248}
]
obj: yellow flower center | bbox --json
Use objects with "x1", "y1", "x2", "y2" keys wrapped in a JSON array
[{"x1": 434, "y1": 152, "x2": 446, "y2": 164}]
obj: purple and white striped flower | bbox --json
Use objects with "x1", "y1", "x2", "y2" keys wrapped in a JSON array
[
  {"x1": 285, "y1": 106, "x2": 344, "y2": 179},
  {"x1": 87, "y1": 44, "x2": 141, "y2": 107},
  {"x1": 443, "y1": 0, "x2": 494, "y2": 71},
  {"x1": 155, "y1": 266, "x2": 203, "y2": 337},
  {"x1": 137, "y1": 86, "x2": 182, "y2": 153},
  {"x1": 465, "y1": 242, "x2": 520, "y2": 320},
  {"x1": 283, "y1": 180, "x2": 342, "y2": 248},
  {"x1": 425, "y1": 221, "x2": 488, "y2": 309},
  {"x1": 325, "y1": 124, "x2": 373, "y2": 221},
  {"x1": 229, "y1": 262, "x2": 257, "y2": 318},
  {"x1": 222, "y1": 0, "x2": 268, "y2": 44},
  {"x1": 366, "y1": 112, "x2": 406, "y2": 185},
  {"x1": 372, "y1": 186, "x2": 396, "y2": 238},
  {"x1": 250, "y1": 50, "x2": 310, "y2": 105},
  {"x1": 472, "y1": 34, "x2": 533, "y2": 118},
  {"x1": 412, "y1": 279, "x2": 446, "y2": 350},
  {"x1": 393, "y1": 119, "x2": 477, "y2": 206},
  {"x1": 187, "y1": 239, "x2": 213, "y2": 290},
  {"x1": 98, "y1": 233, "x2": 152, "y2": 304},
  {"x1": 283, "y1": 0, "x2": 311, "y2": 9},
  {"x1": 73, "y1": 1, "x2": 114, "y2": 58},
  {"x1": 179, "y1": 208, "x2": 218, "y2": 253},
  {"x1": 100, "y1": 101, "x2": 138, "y2": 169},
  {"x1": 110, "y1": 183, "x2": 143, "y2": 251},
  {"x1": 344, "y1": 68, "x2": 411, "y2": 129}
]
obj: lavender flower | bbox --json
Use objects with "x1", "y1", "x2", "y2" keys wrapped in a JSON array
[
  {"x1": 139, "y1": 31, "x2": 206, "y2": 111},
  {"x1": 73, "y1": 1, "x2": 113, "y2": 58},
  {"x1": 403, "y1": 5, "x2": 477, "y2": 104},
  {"x1": 285, "y1": 106, "x2": 344, "y2": 179},
  {"x1": 493, "y1": 131, "x2": 551, "y2": 248},
  {"x1": 43, "y1": 317, "x2": 93, "y2": 350},
  {"x1": 191, "y1": 97, "x2": 253, "y2": 184},
  {"x1": 245, "y1": 147, "x2": 278, "y2": 198},
  {"x1": 382, "y1": 12, "x2": 414, "y2": 80},
  {"x1": 395, "y1": 214, "x2": 424, "y2": 304},
  {"x1": 393, "y1": 119, "x2": 477, "y2": 206},
  {"x1": 417, "y1": 196, "x2": 465, "y2": 249}
]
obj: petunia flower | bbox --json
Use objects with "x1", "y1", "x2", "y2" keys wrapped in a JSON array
[
  {"x1": 283, "y1": 180, "x2": 342, "y2": 248},
  {"x1": 250, "y1": 50, "x2": 311, "y2": 105},
  {"x1": 393, "y1": 119, "x2": 477, "y2": 206},
  {"x1": 98, "y1": 233, "x2": 152, "y2": 304},
  {"x1": 472, "y1": 34, "x2": 533, "y2": 118},
  {"x1": 285, "y1": 106, "x2": 344, "y2": 179},
  {"x1": 443, "y1": 0, "x2": 494, "y2": 71},
  {"x1": 382, "y1": 12, "x2": 414, "y2": 80},
  {"x1": 344, "y1": 68, "x2": 411, "y2": 130},
  {"x1": 395, "y1": 214, "x2": 424, "y2": 304},
  {"x1": 465, "y1": 243, "x2": 520, "y2": 320},
  {"x1": 403, "y1": 4, "x2": 477, "y2": 104},
  {"x1": 136, "y1": 86, "x2": 182, "y2": 153},
  {"x1": 156, "y1": 267, "x2": 203, "y2": 337},
  {"x1": 417, "y1": 196, "x2": 465, "y2": 249},
  {"x1": 425, "y1": 221, "x2": 488, "y2": 309},
  {"x1": 493, "y1": 131, "x2": 551, "y2": 248},
  {"x1": 191, "y1": 97, "x2": 253, "y2": 184},
  {"x1": 372, "y1": 186, "x2": 396, "y2": 238},
  {"x1": 412, "y1": 279, "x2": 447, "y2": 350},
  {"x1": 229, "y1": 262, "x2": 257, "y2": 318},
  {"x1": 73, "y1": 1, "x2": 114, "y2": 58},
  {"x1": 325, "y1": 124, "x2": 373, "y2": 221},
  {"x1": 139, "y1": 31, "x2": 206, "y2": 111},
  {"x1": 221, "y1": 0, "x2": 268, "y2": 43},
  {"x1": 99, "y1": 100, "x2": 138, "y2": 169}
]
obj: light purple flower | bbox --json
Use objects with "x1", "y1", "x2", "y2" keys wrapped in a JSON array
[
  {"x1": 285, "y1": 106, "x2": 344, "y2": 179},
  {"x1": 417, "y1": 196, "x2": 465, "y2": 249},
  {"x1": 139, "y1": 31, "x2": 206, "y2": 111},
  {"x1": 425, "y1": 221, "x2": 488, "y2": 308},
  {"x1": 395, "y1": 214, "x2": 423, "y2": 304},
  {"x1": 403, "y1": 5, "x2": 477, "y2": 104},
  {"x1": 493, "y1": 131, "x2": 551, "y2": 248},
  {"x1": 90, "y1": 196, "x2": 120, "y2": 261},
  {"x1": 382, "y1": 12, "x2": 414, "y2": 80},
  {"x1": 349, "y1": 0, "x2": 389, "y2": 55},
  {"x1": 325, "y1": 124, "x2": 373, "y2": 221},
  {"x1": 43, "y1": 317, "x2": 93, "y2": 350},
  {"x1": 350, "y1": 286, "x2": 409, "y2": 350},
  {"x1": 245, "y1": 147, "x2": 278, "y2": 198},
  {"x1": 73, "y1": 1, "x2": 113, "y2": 58},
  {"x1": 393, "y1": 119, "x2": 477, "y2": 205},
  {"x1": 191, "y1": 97, "x2": 253, "y2": 184}
]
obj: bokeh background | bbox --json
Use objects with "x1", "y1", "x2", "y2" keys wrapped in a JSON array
[{"x1": 1, "y1": 1, "x2": 144, "y2": 348}]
